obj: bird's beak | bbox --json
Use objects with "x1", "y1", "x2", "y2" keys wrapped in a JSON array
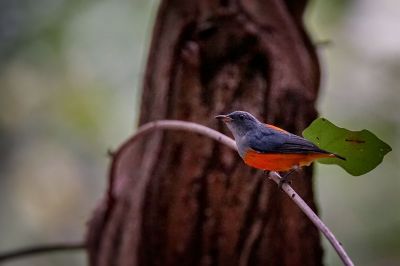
[{"x1": 215, "y1": 115, "x2": 232, "y2": 122}]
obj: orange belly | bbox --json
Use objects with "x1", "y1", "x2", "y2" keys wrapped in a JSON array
[{"x1": 243, "y1": 151, "x2": 333, "y2": 171}]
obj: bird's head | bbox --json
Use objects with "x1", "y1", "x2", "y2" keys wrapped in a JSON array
[{"x1": 216, "y1": 111, "x2": 260, "y2": 139}]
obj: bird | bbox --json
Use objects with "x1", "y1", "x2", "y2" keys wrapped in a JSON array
[{"x1": 216, "y1": 111, "x2": 345, "y2": 185}]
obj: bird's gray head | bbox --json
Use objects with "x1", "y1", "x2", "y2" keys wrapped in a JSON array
[{"x1": 216, "y1": 111, "x2": 260, "y2": 139}]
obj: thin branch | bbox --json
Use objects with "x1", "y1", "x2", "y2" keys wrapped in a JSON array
[
  {"x1": 315, "y1": 39, "x2": 333, "y2": 48},
  {"x1": 121, "y1": 119, "x2": 354, "y2": 266},
  {"x1": 1, "y1": 120, "x2": 354, "y2": 265},
  {"x1": 0, "y1": 241, "x2": 85, "y2": 263},
  {"x1": 106, "y1": 120, "x2": 237, "y2": 204},
  {"x1": 268, "y1": 172, "x2": 354, "y2": 266}
]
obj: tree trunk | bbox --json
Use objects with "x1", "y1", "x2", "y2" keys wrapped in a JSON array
[{"x1": 87, "y1": 0, "x2": 323, "y2": 265}]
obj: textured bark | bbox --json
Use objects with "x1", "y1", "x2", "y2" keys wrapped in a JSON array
[{"x1": 87, "y1": 0, "x2": 323, "y2": 265}]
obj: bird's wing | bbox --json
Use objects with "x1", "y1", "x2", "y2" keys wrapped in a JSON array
[{"x1": 248, "y1": 130, "x2": 329, "y2": 155}]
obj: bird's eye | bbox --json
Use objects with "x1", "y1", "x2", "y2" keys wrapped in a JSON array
[{"x1": 239, "y1": 114, "x2": 245, "y2": 120}]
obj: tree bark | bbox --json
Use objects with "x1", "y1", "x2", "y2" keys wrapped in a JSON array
[{"x1": 87, "y1": 0, "x2": 323, "y2": 265}]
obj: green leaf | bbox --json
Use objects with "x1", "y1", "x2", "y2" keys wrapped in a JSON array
[{"x1": 302, "y1": 118, "x2": 392, "y2": 176}]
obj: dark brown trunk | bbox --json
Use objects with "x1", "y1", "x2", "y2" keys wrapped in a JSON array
[{"x1": 87, "y1": 0, "x2": 323, "y2": 265}]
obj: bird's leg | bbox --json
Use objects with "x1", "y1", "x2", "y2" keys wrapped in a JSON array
[
  {"x1": 263, "y1": 170, "x2": 270, "y2": 181},
  {"x1": 278, "y1": 165, "x2": 300, "y2": 189}
]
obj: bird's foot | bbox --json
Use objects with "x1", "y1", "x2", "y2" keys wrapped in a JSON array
[
  {"x1": 278, "y1": 176, "x2": 292, "y2": 190},
  {"x1": 278, "y1": 166, "x2": 300, "y2": 190}
]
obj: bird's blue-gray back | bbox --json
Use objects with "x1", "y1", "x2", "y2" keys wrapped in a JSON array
[{"x1": 246, "y1": 124, "x2": 328, "y2": 154}]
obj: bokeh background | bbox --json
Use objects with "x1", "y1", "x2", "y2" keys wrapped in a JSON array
[{"x1": 0, "y1": 0, "x2": 398, "y2": 265}]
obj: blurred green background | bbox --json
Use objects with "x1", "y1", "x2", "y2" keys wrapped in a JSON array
[{"x1": 0, "y1": 0, "x2": 398, "y2": 265}]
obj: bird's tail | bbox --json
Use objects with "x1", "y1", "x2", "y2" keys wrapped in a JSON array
[{"x1": 329, "y1": 153, "x2": 346, "y2": 161}]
